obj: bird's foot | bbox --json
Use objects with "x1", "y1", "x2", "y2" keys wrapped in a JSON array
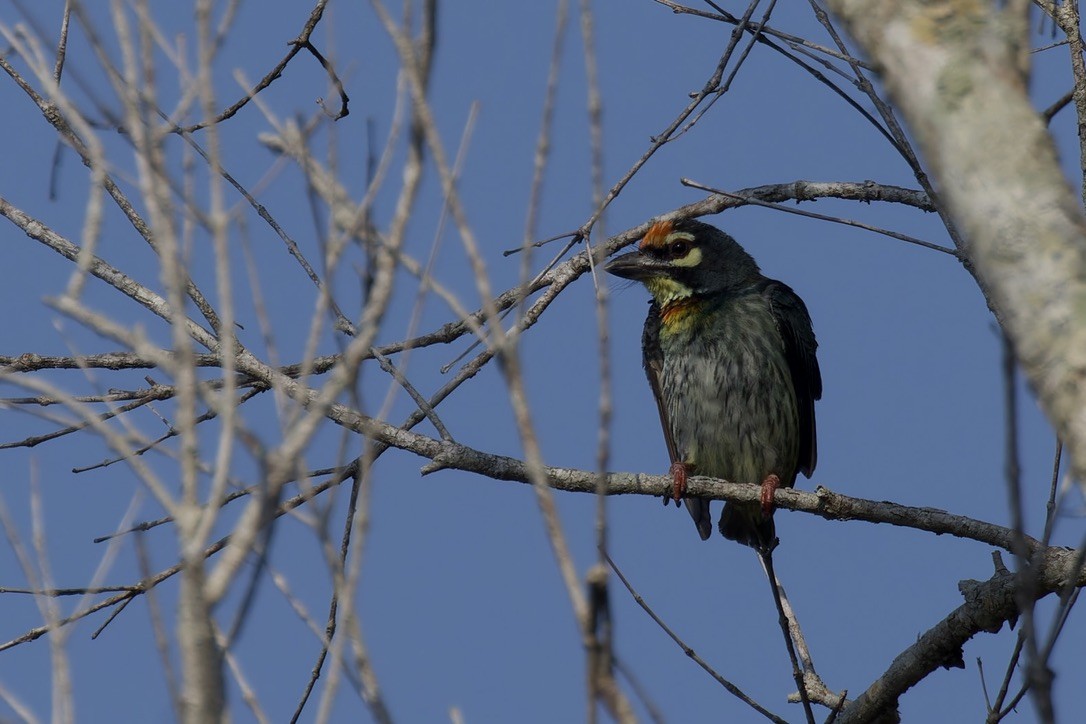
[
  {"x1": 667, "y1": 461, "x2": 689, "y2": 504},
  {"x1": 760, "y1": 473, "x2": 781, "y2": 517}
]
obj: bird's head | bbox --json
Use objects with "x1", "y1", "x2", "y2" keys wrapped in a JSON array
[{"x1": 604, "y1": 219, "x2": 761, "y2": 306}]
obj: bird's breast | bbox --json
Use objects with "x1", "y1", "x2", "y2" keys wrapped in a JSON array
[{"x1": 658, "y1": 296, "x2": 800, "y2": 485}]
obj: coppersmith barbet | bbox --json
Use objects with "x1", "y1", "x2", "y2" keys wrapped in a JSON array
[{"x1": 606, "y1": 219, "x2": 821, "y2": 549}]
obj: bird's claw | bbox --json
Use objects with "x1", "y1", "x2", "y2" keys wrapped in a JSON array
[
  {"x1": 669, "y1": 461, "x2": 688, "y2": 503},
  {"x1": 760, "y1": 473, "x2": 781, "y2": 517}
]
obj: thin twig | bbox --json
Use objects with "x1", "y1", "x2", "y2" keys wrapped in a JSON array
[
  {"x1": 1002, "y1": 333, "x2": 1053, "y2": 722},
  {"x1": 987, "y1": 631, "x2": 1026, "y2": 722},
  {"x1": 606, "y1": 554, "x2": 787, "y2": 724},
  {"x1": 681, "y1": 180, "x2": 954, "y2": 255},
  {"x1": 652, "y1": 0, "x2": 875, "y2": 69},
  {"x1": 1041, "y1": 439, "x2": 1063, "y2": 546},
  {"x1": 52, "y1": 1, "x2": 72, "y2": 83},
  {"x1": 372, "y1": 350, "x2": 453, "y2": 442},
  {"x1": 759, "y1": 548, "x2": 815, "y2": 723},
  {"x1": 578, "y1": 0, "x2": 629, "y2": 718},
  {"x1": 179, "y1": 0, "x2": 335, "y2": 132}
]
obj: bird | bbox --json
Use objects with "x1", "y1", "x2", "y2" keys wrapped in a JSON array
[{"x1": 605, "y1": 218, "x2": 821, "y2": 550}]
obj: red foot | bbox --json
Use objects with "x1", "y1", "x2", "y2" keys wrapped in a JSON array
[
  {"x1": 669, "y1": 461, "x2": 689, "y2": 503},
  {"x1": 760, "y1": 473, "x2": 782, "y2": 517}
]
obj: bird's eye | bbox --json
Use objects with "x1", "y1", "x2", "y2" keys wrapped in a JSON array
[{"x1": 668, "y1": 240, "x2": 690, "y2": 259}]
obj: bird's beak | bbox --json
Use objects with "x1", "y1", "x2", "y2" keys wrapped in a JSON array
[{"x1": 604, "y1": 250, "x2": 666, "y2": 282}]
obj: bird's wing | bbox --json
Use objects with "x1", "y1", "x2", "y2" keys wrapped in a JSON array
[
  {"x1": 643, "y1": 303, "x2": 712, "y2": 540},
  {"x1": 763, "y1": 280, "x2": 822, "y2": 477},
  {"x1": 641, "y1": 303, "x2": 680, "y2": 466}
]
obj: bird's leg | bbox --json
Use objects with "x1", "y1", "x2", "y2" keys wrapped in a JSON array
[
  {"x1": 760, "y1": 473, "x2": 782, "y2": 517},
  {"x1": 668, "y1": 461, "x2": 689, "y2": 504}
]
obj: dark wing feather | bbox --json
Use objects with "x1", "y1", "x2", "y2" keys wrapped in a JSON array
[
  {"x1": 762, "y1": 280, "x2": 822, "y2": 477},
  {"x1": 643, "y1": 303, "x2": 712, "y2": 540},
  {"x1": 642, "y1": 304, "x2": 679, "y2": 465}
]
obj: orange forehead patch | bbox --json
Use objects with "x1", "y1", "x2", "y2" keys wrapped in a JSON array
[{"x1": 638, "y1": 220, "x2": 674, "y2": 252}]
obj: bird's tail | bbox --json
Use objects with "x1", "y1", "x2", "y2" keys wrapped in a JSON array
[
  {"x1": 718, "y1": 502, "x2": 775, "y2": 550},
  {"x1": 685, "y1": 498, "x2": 712, "y2": 540}
]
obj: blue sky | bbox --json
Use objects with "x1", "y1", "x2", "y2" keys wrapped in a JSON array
[{"x1": 0, "y1": 1, "x2": 1081, "y2": 722}]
